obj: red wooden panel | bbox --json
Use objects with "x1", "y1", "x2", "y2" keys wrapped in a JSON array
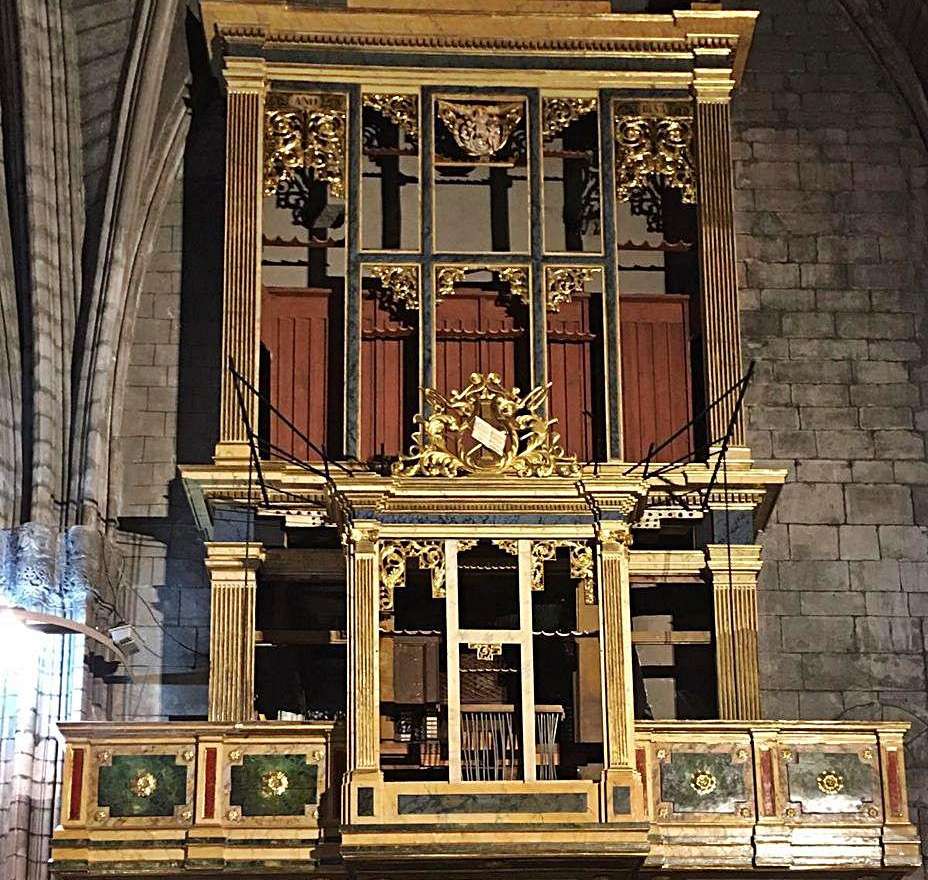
[
  {"x1": 435, "y1": 289, "x2": 523, "y2": 399},
  {"x1": 261, "y1": 287, "x2": 331, "y2": 461},
  {"x1": 203, "y1": 747, "x2": 217, "y2": 819},
  {"x1": 547, "y1": 294, "x2": 596, "y2": 461},
  {"x1": 620, "y1": 295, "x2": 693, "y2": 464},
  {"x1": 361, "y1": 293, "x2": 414, "y2": 459},
  {"x1": 68, "y1": 748, "x2": 85, "y2": 821}
]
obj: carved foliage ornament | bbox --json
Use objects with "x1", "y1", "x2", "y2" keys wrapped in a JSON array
[
  {"x1": 380, "y1": 540, "x2": 445, "y2": 612},
  {"x1": 265, "y1": 93, "x2": 347, "y2": 199},
  {"x1": 469, "y1": 643, "x2": 502, "y2": 661},
  {"x1": 363, "y1": 93, "x2": 418, "y2": 139},
  {"x1": 493, "y1": 539, "x2": 595, "y2": 603},
  {"x1": 436, "y1": 265, "x2": 529, "y2": 306},
  {"x1": 542, "y1": 97, "x2": 597, "y2": 141},
  {"x1": 614, "y1": 110, "x2": 696, "y2": 205},
  {"x1": 437, "y1": 100, "x2": 524, "y2": 159},
  {"x1": 545, "y1": 267, "x2": 594, "y2": 313},
  {"x1": 371, "y1": 265, "x2": 419, "y2": 311},
  {"x1": 394, "y1": 372, "x2": 580, "y2": 478}
]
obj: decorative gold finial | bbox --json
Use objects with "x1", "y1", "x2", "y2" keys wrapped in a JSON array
[{"x1": 393, "y1": 373, "x2": 580, "y2": 478}]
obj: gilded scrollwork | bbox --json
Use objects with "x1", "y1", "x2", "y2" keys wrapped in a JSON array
[
  {"x1": 370, "y1": 265, "x2": 419, "y2": 311},
  {"x1": 264, "y1": 93, "x2": 347, "y2": 198},
  {"x1": 542, "y1": 97, "x2": 597, "y2": 141},
  {"x1": 614, "y1": 109, "x2": 696, "y2": 205},
  {"x1": 545, "y1": 267, "x2": 594, "y2": 313},
  {"x1": 497, "y1": 267, "x2": 529, "y2": 305},
  {"x1": 491, "y1": 538, "x2": 593, "y2": 600},
  {"x1": 380, "y1": 540, "x2": 445, "y2": 611},
  {"x1": 436, "y1": 266, "x2": 468, "y2": 302},
  {"x1": 435, "y1": 265, "x2": 529, "y2": 305},
  {"x1": 437, "y1": 100, "x2": 524, "y2": 160},
  {"x1": 468, "y1": 643, "x2": 502, "y2": 661},
  {"x1": 363, "y1": 93, "x2": 419, "y2": 139},
  {"x1": 393, "y1": 372, "x2": 580, "y2": 478}
]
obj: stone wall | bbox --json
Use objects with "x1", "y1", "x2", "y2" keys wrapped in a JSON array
[
  {"x1": 107, "y1": 171, "x2": 210, "y2": 721},
  {"x1": 730, "y1": 0, "x2": 928, "y2": 860}
]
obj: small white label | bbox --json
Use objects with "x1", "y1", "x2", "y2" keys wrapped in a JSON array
[{"x1": 472, "y1": 416, "x2": 507, "y2": 455}]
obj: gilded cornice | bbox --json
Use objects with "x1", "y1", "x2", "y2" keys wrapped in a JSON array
[{"x1": 201, "y1": 3, "x2": 758, "y2": 87}]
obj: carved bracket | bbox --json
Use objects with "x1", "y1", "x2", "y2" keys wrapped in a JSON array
[
  {"x1": 394, "y1": 372, "x2": 580, "y2": 478},
  {"x1": 435, "y1": 264, "x2": 529, "y2": 306},
  {"x1": 363, "y1": 93, "x2": 418, "y2": 139},
  {"x1": 492, "y1": 539, "x2": 595, "y2": 603},
  {"x1": 542, "y1": 97, "x2": 597, "y2": 141},
  {"x1": 614, "y1": 104, "x2": 696, "y2": 205},
  {"x1": 544, "y1": 266, "x2": 595, "y2": 313},
  {"x1": 370, "y1": 265, "x2": 419, "y2": 311},
  {"x1": 379, "y1": 540, "x2": 445, "y2": 612},
  {"x1": 265, "y1": 93, "x2": 347, "y2": 199}
]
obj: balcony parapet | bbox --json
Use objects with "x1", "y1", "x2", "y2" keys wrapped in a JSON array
[
  {"x1": 52, "y1": 721, "x2": 339, "y2": 876},
  {"x1": 637, "y1": 721, "x2": 920, "y2": 872},
  {"x1": 52, "y1": 719, "x2": 920, "y2": 877}
]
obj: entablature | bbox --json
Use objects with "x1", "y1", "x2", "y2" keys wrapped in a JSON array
[
  {"x1": 179, "y1": 459, "x2": 787, "y2": 535},
  {"x1": 200, "y1": 2, "x2": 757, "y2": 91}
]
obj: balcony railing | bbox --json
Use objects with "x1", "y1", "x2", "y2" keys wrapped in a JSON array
[{"x1": 52, "y1": 720, "x2": 920, "y2": 876}]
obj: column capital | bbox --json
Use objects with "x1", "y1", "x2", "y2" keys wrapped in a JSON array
[
  {"x1": 223, "y1": 57, "x2": 268, "y2": 94},
  {"x1": 204, "y1": 541, "x2": 265, "y2": 578},
  {"x1": 691, "y1": 49, "x2": 735, "y2": 103},
  {"x1": 343, "y1": 523, "x2": 380, "y2": 554},
  {"x1": 596, "y1": 522, "x2": 633, "y2": 552},
  {"x1": 705, "y1": 543, "x2": 762, "y2": 573}
]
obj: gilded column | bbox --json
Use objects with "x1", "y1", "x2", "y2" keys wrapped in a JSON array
[
  {"x1": 694, "y1": 61, "x2": 748, "y2": 457},
  {"x1": 205, "y1": 541, "x2": 265, "y2": 721},
  {"x1": 344, "y1": 525, "x2": 381, "y2": 812},
  {"x1": 706, "y1": 543, "x2": 762, "y2": 719},
  {"x1": 597, "y1": 523, "x2": 636, "y2": 769},
  {"x1": 216, "y1": 58, "x2": 266, "y2": 460}
]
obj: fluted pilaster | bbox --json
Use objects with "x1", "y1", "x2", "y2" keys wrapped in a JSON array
[
  {"x1": 205, "y1": 542, "x2": 265, "y2": 721},
  {"x1": 706, "y1": 543, "x2": 762, "y2": 719},
  {"x1": 597, "y1": 524, "x2": 635, "y2": 769},
  {"x1": 695, "y1": 72, "x2": 745, "y2": 449},
  {"x1": 346, "y1": 527, "x2": 380, "y2": 774},
  {"x1": 217, "y1": 60, "x2": 265, "y2": 459}
]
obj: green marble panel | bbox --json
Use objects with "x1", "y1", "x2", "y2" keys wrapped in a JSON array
[
  {"x1": 397, "y1": 792, "x2": 587, "y2": 814},
  {"x1": 786, "y1": 751, "x2": 874, "y2": 814},
  {"x1": 659, "y1": 752, "x2": 746, "y2": 813},
  {"x1": 97, "y1": 754, "x2": 188, "y2": 818},
  {"x1": 230, "y1": 754, "x2": 319, "y2": 817}
]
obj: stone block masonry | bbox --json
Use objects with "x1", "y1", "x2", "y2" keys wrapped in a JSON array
[
  {"x1": 730, "y1": 0, "x2": 928, "y2": 862},
  {"x1": 102, "y1": 171, "x2": 210, "y2": 722}
]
